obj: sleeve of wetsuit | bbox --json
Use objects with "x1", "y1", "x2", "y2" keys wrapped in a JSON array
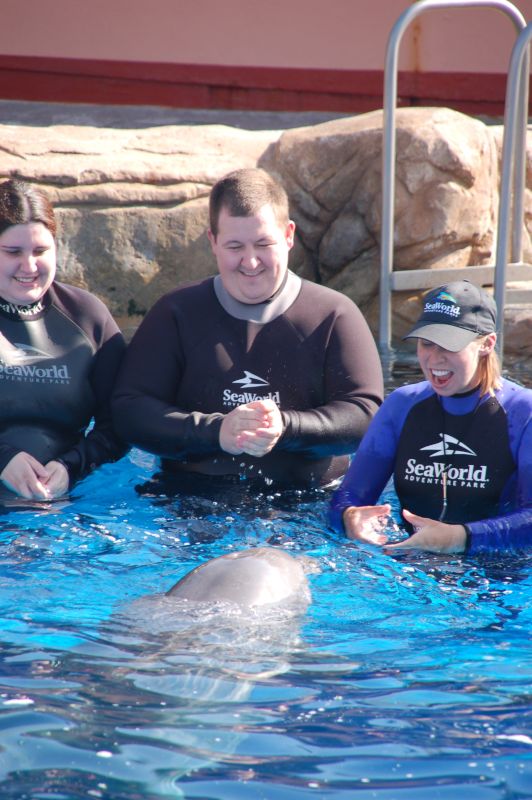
[
  {"x1": 464, "y1": 509, "x2": 532, "y2": 552},
  {"x1": 328, "y1": 392, "x2": 403, "y2": 533},
  {"x1": 111, "y1": 295, "x2": 224, "y2": 458},
  {"x1": 465, "y1": 405, "x2": 532, "y2": 552},
  {"x1": 278, "y1": 299, "x2": 384, "y2": 457},
  {"x1": 55, "y1": 306, "x2": 130, "y2": 485}
]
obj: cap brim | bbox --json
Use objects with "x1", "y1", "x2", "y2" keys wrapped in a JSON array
[{"x1": 403, "y1": 323, "x2": 478, "y2": 352}]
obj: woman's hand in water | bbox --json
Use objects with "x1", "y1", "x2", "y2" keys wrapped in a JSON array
[
  {"x1": 43, "y1": 460, "x2": 70, "y2": 499},
  {"x1": 384, "y1": 509, "x2": 467, "y2": 553},
  {"x1": 219, "y1": 399, "x2": 283, "y2": 457},
  {"x1": 0, "y1": 452, "x2": 52, "y2": 500},
  {"x1": 343, "y1": 503, "x2": 392, "y2": 545}
]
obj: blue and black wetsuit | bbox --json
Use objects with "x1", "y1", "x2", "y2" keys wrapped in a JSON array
[
  {"x1": 329, "y1": 379, "x2": 532, "y2": 552},
  {"x1": 0, "y1": 281, "x2": 127, "y2": 493},
  {"x1": 112, "y1": 272, "x2": 384, "y2": 488}
]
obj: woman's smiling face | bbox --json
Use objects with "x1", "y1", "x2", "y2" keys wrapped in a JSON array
[
  {"x1": 0, "y1": 222, "x2": 56, "y2": 306},
  {"x1": 417, "y1": 335, "x2": 496, "y2": 396}
]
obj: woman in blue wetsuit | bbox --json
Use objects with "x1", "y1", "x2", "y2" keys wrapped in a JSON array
[
  {"x1": 0, "y1": 179, "x2": 127, "y2": 503},
  {"x1": 329, "y1": 280, "x2": 532, "y2": 554}
]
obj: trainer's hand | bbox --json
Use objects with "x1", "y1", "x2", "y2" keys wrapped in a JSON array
[
  {"x1": 219, "y1": 399, "x2": 283, "y2": 457},
  {"x1": 343, "y1": 503, "x2": 392, "y2": 545},
  {"x1": 43, "y1": 460, "x2": 70, "y2": 499},
  {"x1": 236, "y1": 399, "x2": 283, "y2": 456},
  {"x1": 1, "y1": 452, "x2": 52, "y2": 500},
  {"x1": 385, "y1": 509, "x2": 467, "y2": 553}
]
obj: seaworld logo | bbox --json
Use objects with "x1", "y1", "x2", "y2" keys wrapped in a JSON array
[
  {"x1": 222, "y1": 370, "x2": 280, "y2": 408},
  {"x1": 232, "y1": 371, "x2": 269, "y2": 390},
  {"x1": 420, "y1": 433, "x2": 476, "y2": 458},
  {"x1": 0, "y1": 298, "x2": 46, "y2": 317},
  {"x1": 0, "y1": 344, "x2": 70, "y2": 383},
  {"x1": 436, "y1": 291, "x2": 456, "y2": 303},
  {"x1": 0, "y1": 362, "x2": 71, "y2": 382},
  {"x1": 223, "y1": 389, "x2": 281, "y2": 408},
  {"x1": 424, "y1": 290, "x2": 460, "y2": 318},
  {"x1": 403, "y1": 433, "x2": 488, "y2": 487},
  {"x1": 4, "y1": 342, "x2": 54, "y2": 364},
  {"x1": 405, "y1": 460, "x2": 488, "y2": 484}
]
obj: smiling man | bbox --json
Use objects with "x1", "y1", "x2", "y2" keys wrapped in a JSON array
[{"x1": 112, "y1": 168, "x2": 383, "y2": 490}]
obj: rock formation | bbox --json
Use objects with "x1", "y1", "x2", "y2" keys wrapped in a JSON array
[{"x1": 0, "y1": 106, "x2": 530, "y2": 353}]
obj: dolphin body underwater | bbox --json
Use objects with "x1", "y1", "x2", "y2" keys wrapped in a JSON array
[
  {"x1": 120, "y1": 545, "x2": 317, "y2": 699},
  {"x1": 109, "y1": 547, "x2": 319, "y2": 793}
]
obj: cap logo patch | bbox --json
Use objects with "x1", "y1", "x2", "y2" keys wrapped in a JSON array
[
  {"x1": 437, "y1": 291, "x2": 456, "y2": 303},
  {"x1": 423, "y1": 290, "x2": 461, "y2": 318}
]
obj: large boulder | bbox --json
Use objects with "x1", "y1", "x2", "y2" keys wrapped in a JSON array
[{"x1": 262, "y1": 107, "x2": 508, "y2": 323}]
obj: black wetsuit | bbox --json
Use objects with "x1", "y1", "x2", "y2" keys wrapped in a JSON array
[
  {"x1": 112, "y1": 272, "x2": 383, "y2": 488},
  {"x1": 0, "y1": 281, "x2": 127, "y2": 491}
]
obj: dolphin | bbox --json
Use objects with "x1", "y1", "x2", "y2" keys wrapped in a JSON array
[
  {"x1": 166, "y1": 546, "x2": 316, "y2": 609},
  {"x1": 110, "y1": 546, "x2": 318, "y2": 786}
]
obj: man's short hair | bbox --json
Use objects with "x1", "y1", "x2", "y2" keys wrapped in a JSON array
[{"x1": 209, "y1": 168, "x2": 290, "y2": 238}]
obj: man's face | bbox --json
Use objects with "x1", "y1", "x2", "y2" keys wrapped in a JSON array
[{"x1": 208, "y1": 204, "x2": 295, "y2": 304}]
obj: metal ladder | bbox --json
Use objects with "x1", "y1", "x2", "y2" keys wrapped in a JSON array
[
  {"x1": 378, "y1": 0, "x2": 529, "y2": 361},
  {"x1": 494, "y1": 19, "x2": 532, "y2": 355}
]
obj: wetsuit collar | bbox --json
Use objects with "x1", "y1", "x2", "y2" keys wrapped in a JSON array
[
  {"x1": 0, "y1": 293, "x2": 49, "y2": 319},
  {"x1": 213, "y1": 270, "x2": 302, "y2": 323},
  {"x1": 440, "y1": 385, "x2": 484, "y2": 415}
]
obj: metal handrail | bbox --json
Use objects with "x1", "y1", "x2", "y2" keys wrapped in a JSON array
[
  {"x1": 494, "y1": 21, "x2": 532, "y2": 355},
  {"x1": 379, "y1": 0, "x2": 528, "y2": 360}
]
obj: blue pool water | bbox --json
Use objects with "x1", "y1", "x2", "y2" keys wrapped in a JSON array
[{"x1": 1, "y1": 361, "x2": 531, "y2": 800}]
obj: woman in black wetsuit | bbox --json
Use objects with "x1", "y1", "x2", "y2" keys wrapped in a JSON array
[{"x1": 0, "y1": 179, "x2": 127, "y2": 503}]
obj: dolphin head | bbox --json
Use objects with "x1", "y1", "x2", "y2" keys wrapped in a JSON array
[{"x1": 166, "y1": 547, "x2": 315, "y2": 609}]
